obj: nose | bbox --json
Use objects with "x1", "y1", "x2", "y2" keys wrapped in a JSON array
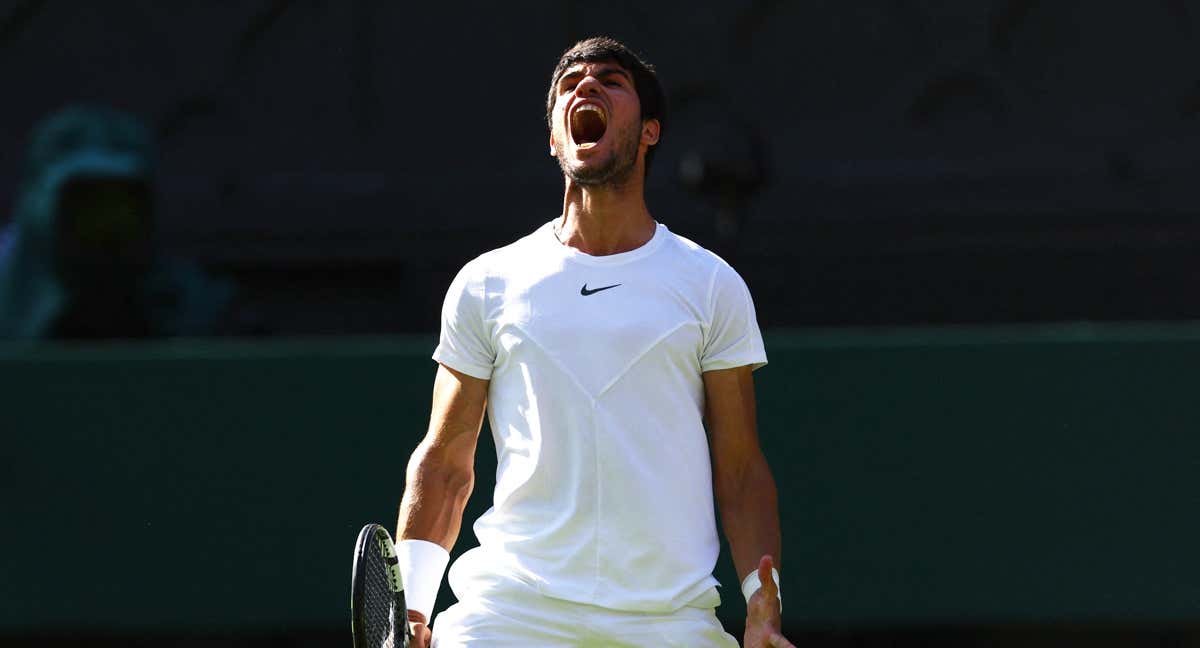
[{"x1": 574, "y1": 74, "x2": 602, "y2": 97}]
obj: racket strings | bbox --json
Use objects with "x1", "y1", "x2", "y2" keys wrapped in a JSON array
[{"x1": 363, "y1": 541, "x2": 399, "y2": 648}]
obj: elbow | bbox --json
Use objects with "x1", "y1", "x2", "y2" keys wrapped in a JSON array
[
  {"x1": 408, "y1": 443, "x2": 475, "y2": 503},
  {"x1": 714, "y1": 458, "x2": 777, "y2": 510},
  {"x1": 444, "y1": 464, "x2": 475, "y2": 503}
]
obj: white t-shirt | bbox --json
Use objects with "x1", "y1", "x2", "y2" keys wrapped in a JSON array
[{"x1": 433, "y1": 219, "x2": 767, "y2": 614}]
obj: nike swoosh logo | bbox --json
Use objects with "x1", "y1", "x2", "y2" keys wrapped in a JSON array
[{"x1": 580, "y1": 283, "x2": 621, "y2": 296}]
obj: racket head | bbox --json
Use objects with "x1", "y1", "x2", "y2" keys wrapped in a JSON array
[{"x1": 351, "y1": 523, "x2": 412, "y2": 648}]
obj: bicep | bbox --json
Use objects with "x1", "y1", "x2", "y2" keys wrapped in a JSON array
[
  {"x1": 422, "y1": 363, "x2": 489, "y2": 467},
  {"x1": 703, "y1": 365, "x2": 763, "y2": 482}
]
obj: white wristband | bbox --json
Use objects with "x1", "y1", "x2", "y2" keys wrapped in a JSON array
[
  {"x1": 394, "y1": 539, "x2": 450, "y2": 621},
  {"x1": 741, "y1": 567, "x2": 782, "y2": 613}
]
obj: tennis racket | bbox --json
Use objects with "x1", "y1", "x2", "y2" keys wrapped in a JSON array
[{"x1": 351, "y1": 523, "x2": 413, "y2": 648}]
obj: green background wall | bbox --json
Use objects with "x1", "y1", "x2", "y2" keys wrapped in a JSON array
[{"x1": 2, "y1": 325, "x2": 1198, "y2": 632}]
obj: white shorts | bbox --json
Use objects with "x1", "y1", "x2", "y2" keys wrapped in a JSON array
[{"x1": 431, "y1": 557, "x2": 737, "y2": 648}]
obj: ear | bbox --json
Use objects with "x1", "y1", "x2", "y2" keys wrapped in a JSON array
[
  {"x1": 549, "y1": 131, "x2": 558, "y2": 157},
  {"x1": 641, "y1": 118, "x2": 661, "y2": 147}
]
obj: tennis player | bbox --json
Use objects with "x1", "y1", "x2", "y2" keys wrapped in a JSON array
[{"x1": 395, "y1": 36, "x2": 792, "y2": 647}]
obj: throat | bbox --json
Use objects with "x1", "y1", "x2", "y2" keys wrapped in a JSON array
[
  {"x1": 570, "y1": 110, "x2": 607, "y2": 146},
  {"x1": 554, "y1": 208, "x2": 656, "y2": 257}
]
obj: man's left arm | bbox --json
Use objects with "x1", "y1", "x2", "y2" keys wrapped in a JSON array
[{"x1": 704, "y1": 365, "x2": 795, "y2": 648}]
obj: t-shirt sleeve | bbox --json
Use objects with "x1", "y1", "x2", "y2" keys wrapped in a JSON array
[
  {"x1": 431, "y1": 260, "x2": 495, "y2": 380},
  {"x1": 701, "y1": 261, "x2": 768, "y2": 372}
]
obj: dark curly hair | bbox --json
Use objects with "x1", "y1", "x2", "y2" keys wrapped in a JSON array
[{"x1": 546, "y1": 37, "x2": 666, "y2": 175}]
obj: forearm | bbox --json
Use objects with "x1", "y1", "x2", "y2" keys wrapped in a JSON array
[
  {"x1": 396, "y1": 437, "x2": 475, "y2": 550},
  {"x1": 717, "y1": 453, "x2": 782, "y2": 582}
]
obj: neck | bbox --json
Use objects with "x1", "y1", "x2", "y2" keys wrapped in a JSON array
[{"x1": 556, "y1": 174, "x2": 655, "y2": 256}]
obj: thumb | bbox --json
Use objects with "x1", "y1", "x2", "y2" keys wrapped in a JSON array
[
  {"x1": 412, "y1": 623, "x2": 432, "y2": 648},
  {"x1": 406, "y1": 609, "x2": 430, "y2": 647},
  {"x1": 758, "y1": 555, "x2": 779, "y2": 601}
]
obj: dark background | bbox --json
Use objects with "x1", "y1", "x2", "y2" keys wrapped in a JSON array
[
  {"x1": 3, "y1": 1, "x2": 1200, "y2": 646},
  {"x1": 3, "y1": 0, "x2": 1200, "y2": 334},
  {"x1": 6, "y1": 329, "x2": 1200, "y2": 647}
]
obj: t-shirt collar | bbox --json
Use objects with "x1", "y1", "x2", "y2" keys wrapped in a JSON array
[{"x1": 541, "y1": 218, "x2": 666, "y2": 267}]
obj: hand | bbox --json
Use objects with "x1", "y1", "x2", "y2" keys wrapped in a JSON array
[
  {"x1": 744, "y1": 555, "x2": 795, "y2": 648},
  {"x1": 406, "y1": 609, "x2": 432, "y2": 648}
]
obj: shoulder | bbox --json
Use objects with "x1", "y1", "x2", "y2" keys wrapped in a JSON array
[
  {"x1": 453, "y1": 221, "x2": 553, "y2": 283},
  {"x1": 658, "y1": 226, "x2": 744, "y2": 289}
]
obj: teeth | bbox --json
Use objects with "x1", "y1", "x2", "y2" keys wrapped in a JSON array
[{"x1": 573, "y1": 103, "x2": 607, "y2": 124}]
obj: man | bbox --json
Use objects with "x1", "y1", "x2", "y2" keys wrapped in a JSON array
[
  {"x1": 395, "y1": 37, "x2": 792, "y2": 647},
  {"x1": 0, "y1": 105, "x2": 235, "y2": 339}
]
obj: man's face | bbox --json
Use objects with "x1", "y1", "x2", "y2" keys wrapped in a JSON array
[
  {"x1": 549, "y1": 60, "x2": 659, "y2": 186},
  {"x1": 54, "y1": 176, "x2": 154, "y2": 291}
]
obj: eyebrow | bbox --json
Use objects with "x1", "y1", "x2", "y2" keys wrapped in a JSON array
[{"x1": 558, "y1": 66, "x2": 633, "y2": 88}]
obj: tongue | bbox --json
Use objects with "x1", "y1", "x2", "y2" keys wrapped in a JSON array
[{"x1": 572, "y1": 110, "x2": 606, "y2": 145}]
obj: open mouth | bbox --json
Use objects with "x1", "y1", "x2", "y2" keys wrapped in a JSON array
[{"x1": 569, "y1": 103, "x2": 608, "y2": 149}]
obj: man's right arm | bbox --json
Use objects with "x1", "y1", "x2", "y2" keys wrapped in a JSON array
[
  {"x1": 394, "y1": 363, "x2": 488, "y2": 646},
  {"x1": 397, "y1": 363, "x2": 489, "y2": 548}
]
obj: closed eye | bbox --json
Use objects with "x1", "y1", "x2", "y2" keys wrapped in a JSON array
[{"x1": 557, "y1": 66, "x2": 632, "y2": 93}]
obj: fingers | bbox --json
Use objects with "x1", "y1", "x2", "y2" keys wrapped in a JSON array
[
  {"x1": 746, "y1": 626, "x2": 795, "y2": 648},
  {"x1": 403, "y1": 609, "x2": 431, "y2": 647},
  {"x1": 768, "y1": 633, "x2": 796, "y2": 648},
  {"x1": 406, "y1": 608, "x2": 430, "y2": 646},
  {"x1": 412, "y1": 623, "x2": 432, "y2": 647}
]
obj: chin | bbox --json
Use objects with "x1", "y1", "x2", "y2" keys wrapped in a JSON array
[{"x1": 560, "y1": 152, "x2": 612, "y2": 184}]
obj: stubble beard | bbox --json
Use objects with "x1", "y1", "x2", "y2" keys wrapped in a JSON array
[{"x1": 557, "y1": 121, "x2": 641, "y2": 189}]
